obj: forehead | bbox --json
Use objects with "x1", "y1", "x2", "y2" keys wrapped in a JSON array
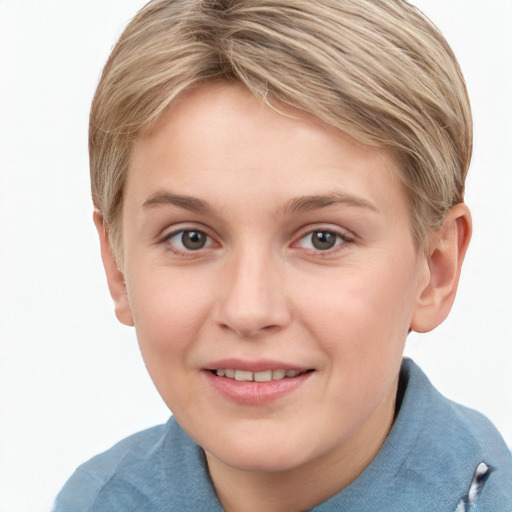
[{"x1": 126, "y1": 82, "x2": 407, "y2": 220}]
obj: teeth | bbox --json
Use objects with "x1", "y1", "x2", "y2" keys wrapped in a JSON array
[
  {"x1": 272, "y1": 369, "x2": 286, "y2": 380},
  {"x1": 254, "y1": 370, "x2": 272, "y2": 382},
  {"x1": 235, "y1": 370, "x2": 253, "y2": 382},
  {"x1": 215, "y1": 368, "x2": 306, "y2": 381}
]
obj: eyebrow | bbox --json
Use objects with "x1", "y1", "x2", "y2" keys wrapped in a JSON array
[
  {"x1": 142, "y1": 192, "x2": 215, "y2": 214},
  {"x1": 142, "y1": 190, "x2": 378, "y2": 216},
  {"x1": 283, "y1": 192, "x2": 378, "y2": 214}
]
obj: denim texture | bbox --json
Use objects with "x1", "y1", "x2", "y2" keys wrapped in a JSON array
[{"x1": 52, "y1": 360, "x2": 512, "y2": 511}]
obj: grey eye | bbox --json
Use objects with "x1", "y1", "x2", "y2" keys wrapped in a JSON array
[
  {"x1": 310, "y1": 231, "x2": 337, "y2": 250},
  {"x1": 181, "y1": 230, "x2": 207, "y2": 250},
  {"x1": 167, "y1": 230, "x2": 211, "y2": 251},
  {"x1": 297, "y1": 230, "x2": 348, "y2": 251}
]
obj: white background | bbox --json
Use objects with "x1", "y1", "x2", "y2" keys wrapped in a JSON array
[{"x1": 0, "y1": 1, "x2": 511, "y2": 511}]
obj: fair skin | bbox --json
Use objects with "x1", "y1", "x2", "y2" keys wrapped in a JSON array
[{"x1": 95, "y1": 82, "x2": 471, "y2": 512}]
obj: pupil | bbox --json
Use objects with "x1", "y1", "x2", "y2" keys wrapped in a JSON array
[
  {"x1": 182, "y1": 231, "x2": 206, "y2": 250},
  {"x1": 312, "y1": 231, "x2": 336, "y2": 250}
]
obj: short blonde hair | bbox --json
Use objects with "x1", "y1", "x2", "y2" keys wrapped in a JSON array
[{"x1": 90, "y1": 0, "x2": 472, "y2": 260}]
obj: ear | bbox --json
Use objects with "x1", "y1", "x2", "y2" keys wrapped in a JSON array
[
  {"x1": 411, "y1": 203, "x2": 472, "y2": 333},
  {"x1": 93, "y1": 210, "x2": 134, "y2": 327}
]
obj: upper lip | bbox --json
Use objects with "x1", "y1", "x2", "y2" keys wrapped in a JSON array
[{"x1": 204, "y1": 359, "x2": 312, "y2": 373}]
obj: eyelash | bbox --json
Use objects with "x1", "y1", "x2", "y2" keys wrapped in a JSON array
[
  {"x1": 294, "y1": 228, "x2": 354, "y2": 255},
  {"x1": 159, "y1": 227, "x2": 355, "y2": 257},
  {"x1": 161, "y1": 228, "x2": 216, "y2": 256}
]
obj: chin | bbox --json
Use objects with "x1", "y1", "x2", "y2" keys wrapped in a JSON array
[
  {"x1": 203, "y1": 431, "x2": 323, "y2": 474},
  {"x1": 213, "y1": 451, "x2": 308, "y2": 474}
]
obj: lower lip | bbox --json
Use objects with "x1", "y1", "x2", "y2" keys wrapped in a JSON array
[{"x1": 203, "y1": 371, "x2": 313, "y2": 405}]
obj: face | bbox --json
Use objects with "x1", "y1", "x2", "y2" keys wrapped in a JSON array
[{"x1": 117, "y1": 82, "x2": 430, "y2": 479}]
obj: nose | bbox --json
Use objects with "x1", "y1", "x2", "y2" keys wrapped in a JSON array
[{"x1": 214, "y1": 247, "x2": 291, "y2": 338}]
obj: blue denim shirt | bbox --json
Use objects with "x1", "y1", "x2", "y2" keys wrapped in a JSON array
[{"x1": 52, "y1": 360, "x2": 512, "y2": 511}]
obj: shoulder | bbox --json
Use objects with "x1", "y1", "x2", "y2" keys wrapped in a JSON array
[
  {"x1": 51, "y1": 418, "x2": 186, "y2": 512},
  {"x1": 52, "y1": 417, "x2": 222, "y2": 512},
  {"x1": 323, "y1": 360, "x2": 512, "y2": 512},
  {"x1": 399, "y1": 359, "x2": 512, "y2": 511}
]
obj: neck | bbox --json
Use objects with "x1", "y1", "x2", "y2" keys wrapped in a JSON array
[{"x1": 205, "y1": 383, "x2": 398, "y2": 512}]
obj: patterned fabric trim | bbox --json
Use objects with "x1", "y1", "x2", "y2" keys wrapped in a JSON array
[{"x1": 455, "y1": 462, "x2": 494, "y2": 512}]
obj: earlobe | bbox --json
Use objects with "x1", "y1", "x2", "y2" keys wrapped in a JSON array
[
  {"x1": 411, "y1": 203, "x2": 472, "y2": 333},
  {"x1": 93, "y1": 211, "x2": 134, "y2": 327}
]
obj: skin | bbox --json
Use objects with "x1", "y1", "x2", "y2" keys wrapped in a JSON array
[{"x1": 95, "y1": 82, "x2": 471, "y2": 512}]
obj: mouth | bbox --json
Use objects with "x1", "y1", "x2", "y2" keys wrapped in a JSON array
[
  {"x1": 204, "y1": 364, "x2": 315, "y2": 405},
  {"x1": 212, "y1": 368, "x2": 312, "y2": 382}
]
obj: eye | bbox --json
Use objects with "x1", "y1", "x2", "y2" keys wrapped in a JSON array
[
  {"x1": 297, "y1": 229, "x2": 351, "y2": 251},
  {"x1": 165, "y1": 229, "x2": 213, "y2": 252}
]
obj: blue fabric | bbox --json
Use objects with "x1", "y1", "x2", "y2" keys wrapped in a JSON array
[{"x1": 52, "y1": 360, "x2": 512, "y2": 511}]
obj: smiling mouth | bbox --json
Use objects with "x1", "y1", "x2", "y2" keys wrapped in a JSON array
[{"x1": 212, "y1": 369, "x2": 313, "y2": 382}]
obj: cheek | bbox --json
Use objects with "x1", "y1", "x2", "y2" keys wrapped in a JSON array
[
  {"x1": 126, "y1": 273, "x2": 211, "y2": 410},
  {"x1": 297, "y1": 256, "x2": 418, "y2": 368},
  {"x1": 127, "y1": 270, "x2": 211, "y2": 360}
]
